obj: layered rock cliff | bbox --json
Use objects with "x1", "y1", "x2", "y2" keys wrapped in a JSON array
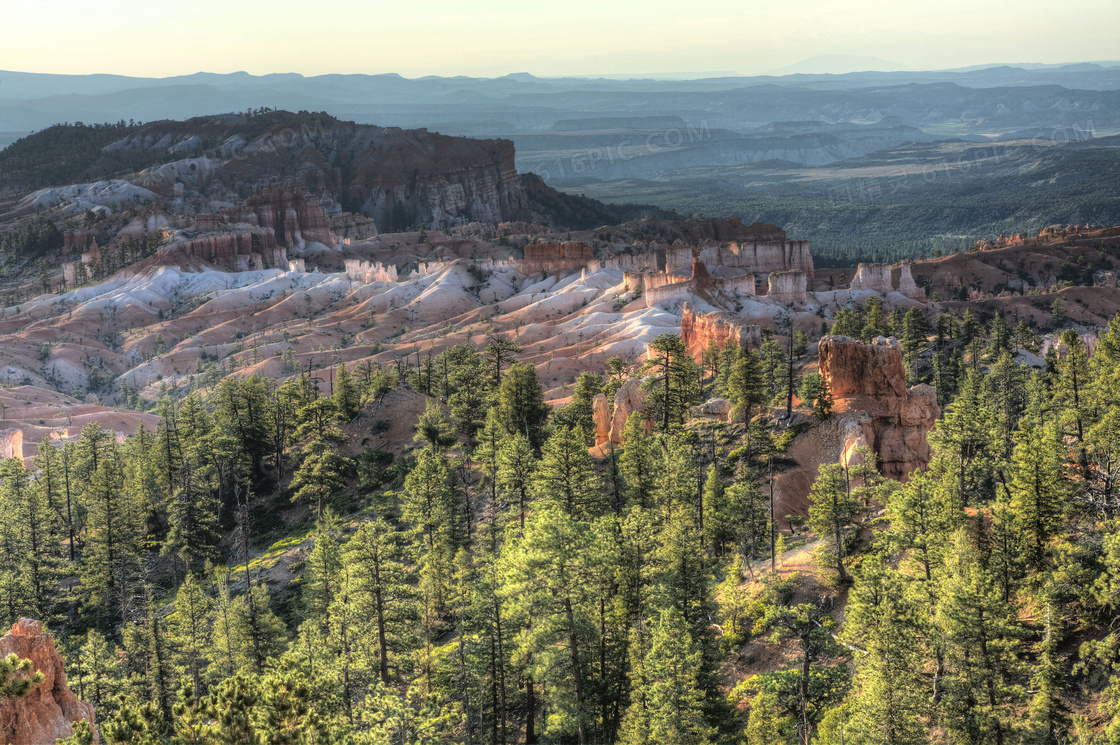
[
  {"x1": 0, "y1": 619, "x2": 96, "y2": 745},
  {"x1": 818, "y1": 335, "x2": 939, "y2": 480},
  {"x1": 679, "y1": 303, "x2": 761, "y2": 362},
  {"x1": 519, "y1": 242, "x2": 594, "y2": 274},
  {"x1": 223, "y1": 186, "x2": 335, "y2": 249},
  {"x1": 12, "y1": 111, "x2": 624, "y2": 241}
]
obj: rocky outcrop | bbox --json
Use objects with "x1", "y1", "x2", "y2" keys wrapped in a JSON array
[
  {"x1": 767, "y1": 271, "x2": 808, "y2": 304},
  {"x1": 847, "y1": 262, "x2": 926, "y2": 301},
  {"x1": 592, "y1": 377, "x2": 650, "y2": 449},
  {"x1": 850, "y1": 263, "x2": 894, "y2": 294},
  {"x1": 0, "y1": 619, "x2": 96, "y2": 745},
  {"x1": 348, "y1": 131, "x2": 530, "y2": 230},
  {"x1": 896, "y1": 263, "x2": 926, "y2": 301},
  {"x1": 62, "y1": 230, "x2": 98, "y2": 253},
  {"x1": 818, "y1": 336, "x2": 940, "y2": 480},
  {"x1": 690, "y1": 398, "x2": 733, "y2": 422},
  {"x1": 160, "y1": 229, "x2": 285, "y2": 270},
  {"x1": 592, "y1": 394, "x2": 612, "y2": 446},
  {"x1": 679, "y1": 303, "x2": 761, "y2": 361},
  {"x1": 223, "y1": 187, "x2": 335, "y2": 249},
  {"x1": 330, "y1": 213, "x2": 378, "y2": 243},
  {"x1": 0, "y1": 429, "x2": 24, "y2": 460},
  {"x1": 344, "y1": 259, "x2": 398, "y2": 283},
  {"x1": 518, "y1": 242, "x2": 594, "y2": 274},
  {"x1": 698, "y1": 239, "x2": 813, "y2": 276}
]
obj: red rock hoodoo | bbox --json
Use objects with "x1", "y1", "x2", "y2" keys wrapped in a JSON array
[
  {"x1": 818, "y1": 336, "x2": 940, "y2": 480},
  {"x1": 679, "y1": 303, "x2": 761, "y2": 362},
  {"x1": 591, "y1": 377, "x2": 650, "y2": 451},
  {"x1": 0, "y1": 619, "x2": 96, "y2": 745}
]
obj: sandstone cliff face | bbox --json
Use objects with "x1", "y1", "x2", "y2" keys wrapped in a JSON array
[
  {"x1": 345, "y1": 130, "x2": 530, "y2": 230},
  {"x1": 699, "y1": 240, "x2": 814, "y2": 276},
  {"x1": 767, "y1": 271, "x2": 809, "y2": 305},
  {"x1": 161, "y1": 228, "x2": 283, "y2": 270},
  {"x1": 330, "y1": 212, "x2": 378, "y2": 243},
  {"x1": 847, "y1": 262, "x2": 926, "y2": 301},
  {"x1": 223, "y1": 187, "x2": 335, "y2": 249},
  {"x1": 849, "y1": 263, "x2": 894, "y2": 294},
  {"x1": 818, "y1": 336, "x2": 939, "y2": 480},
  {"x1": 679, "y1": 303, "x2": 761, "y2": 362},
  {"x1": 896, "y1": 263, "x2": 926, "y2": 301},
  {"x1": 0, "y1": 619, "x2": 96, "y2": 745},
  {"x1": 518, "y1": 242, "x2": 594, "y2": 274}
]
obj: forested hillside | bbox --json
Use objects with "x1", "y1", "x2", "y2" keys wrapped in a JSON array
[{"x1": 0, "y1": 293, "x2": 1115, "y2": 744}]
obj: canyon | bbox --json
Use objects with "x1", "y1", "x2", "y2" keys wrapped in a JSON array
[{"x1": 2, "y1": 112, "x2": 1117, "y2": 513}]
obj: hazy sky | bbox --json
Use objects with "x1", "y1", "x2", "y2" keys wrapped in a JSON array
[{"x1": 4, "y1": 0, "x2": 1119, "y2": 78}]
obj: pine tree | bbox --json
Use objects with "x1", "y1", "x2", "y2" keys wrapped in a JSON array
[
  {"x1": 641, "y1": 334, "x2": 700, "y2": 432},
  {"x1": 497, "y1": 362, "x2": 550, "y2": 450},
  {"x1": 122, "y1": 582, "x2": 175, "y2": 717},
  {"x1": 169, "y1": 572, "x2": 212, "y2": 697},
  {"x1": 983, "y1": 350, "x2": 1029, "y2": 458},
  {"x1": 727, "y1": 348, "x2": 767, "y2": 427},
  {"x1": 619, "y1": 607, "x2": 715, "y2": 745},
  {"x1": 0, "y1": 457, "x2": 63, "y2": 621},
  {"x1": 928, "y1": 373, "x2": 1001, "y2": 509},
  {"x1": 746, "y1": 689, "x2": 792, "y2": 745},
  {"x1": 81, "y1": 446, "x2": 142, "y2": 630},
  {"x1": 445, "y1": 344, "x2": 490, "y2": 442},
  {"x1": 807, "y1": 462, "x2": 859, "y2": 584},
  {"x1": 32, "y1": 439, "x2": 66, "y2": 541},
  {"x1": 1008, "y1": 422, "x2": 1066, "y2": 572},
  {"x1": 701, "y1": 465, "x2": 728, "y2": 555},
  {"x1": 289, "y1": 440, "x2": 350, "y2": 521},
  {"x1": 841, "y1": 554, "x2": 929, "y2": 745},
  {"x1": 1024, "y1": 592, "x2": 1069, "y2": 744},
  {"x1": 559, "y1": 372, "x2": 603, "y2": 445},
  {"x1": 533, "y1": 425, "x2": 603, "y2": 519},
  {"x1": 343, "y1": 518, "x2": 419, "y2": 686},
  {"x1": 229, "y1": 582, "x2": 287, "y2": 675},
  {"x1": 473, "y1": 409, "x2": 504, "y2": 512},
  {"x1": 484, "y1": 333, "x2": 523, "y2": 389},
  {"x1": 332, "y1": 363, "x2": 360, "y2": 421},
  {"x1": 619, "y1": 412, "x2": 656, "y2": 509},
  {"x1": 1057, "y1": 329, "x2": 1094, "y2": 478},
  {"x1": 0, "y1": 652, "x2": 42, "y2": 703},
  {"x1": 654, "y1": 505, "x2": 722, "y2": 718},
  {"x1": 901, "y1": 307, "x2": 930, "y2": 382},
  {"x1": 758, "y1": 599, "x2": 848, "y2": 745},
  {"x1": 502, "y1": 506, "x2": 598, "y2": 744},
  {"x1": 496, "y1": 430, "x2": 536, "y2": 533},
  {"x1": 403, "y1": 446, "x2": 453, "y2": 552},
  {"x1": 728, "y1": 472, "x2": 770, "y2": 566},
  {"x1": 163, "y1": 395, "x2": 220, "y2": 574},
  {"x1": 936, "y1": 529, "x2": 1023, "y2": 745},
  {"x1": 413, "y1": 398, "x2": 456, "y2": 453},
  {"x1": 302, "y1": 515, "x2": 343, "y2": 632},
  {"x1": 208, "y1": 576, "x2": 239, "y2": 681}
]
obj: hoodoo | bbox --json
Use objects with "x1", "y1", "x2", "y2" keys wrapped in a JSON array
[
  {"x1": 818, "y1": 336, "x2": 940, "y2": 480},
  {"x1": 0, "y1": 619, "x2": 96, "y2": 745}
]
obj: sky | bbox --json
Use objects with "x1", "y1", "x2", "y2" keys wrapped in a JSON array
[{"x1": 3, "y1": 0, "x2": 1119, "y2": 78}]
